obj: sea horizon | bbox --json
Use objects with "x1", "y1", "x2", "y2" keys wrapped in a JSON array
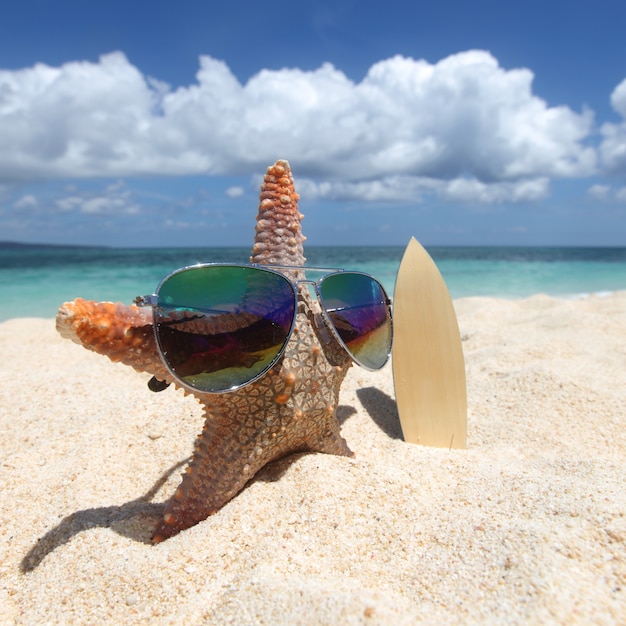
[
  {"x1": 1, "y1": 242, "x2": 625, "y2": 322},
  {"x1": 3, "y1": 239, "x2": 626, "y2": 250}
]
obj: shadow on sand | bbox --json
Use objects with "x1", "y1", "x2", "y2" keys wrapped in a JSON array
[{"x1": 21, "y1": 395, "x2": 398, "y2": 572}]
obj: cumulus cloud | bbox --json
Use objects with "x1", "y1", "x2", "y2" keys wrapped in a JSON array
[
  {"x1": 599, "y1": 78, "x2": 626, "y2": 176},
  {"x1": 0, "y1": 50, "x2": 597, "y2": 203}
]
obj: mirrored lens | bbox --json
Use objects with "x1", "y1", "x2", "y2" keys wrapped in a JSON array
[
  {"x1": 154, "y1": 266, "x2": 296, "y2": 392},
  {"x1": 318, "y1": 273, "x2": 392, "y2": 370}
]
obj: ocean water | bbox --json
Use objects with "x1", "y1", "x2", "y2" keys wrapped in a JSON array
[{"x1": 1, "y1": 243, "x2": 625, "y2": 321}]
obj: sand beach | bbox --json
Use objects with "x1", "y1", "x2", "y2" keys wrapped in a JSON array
[{"x1": 1, "y1": 292, "x2": 625, "y2": 624}]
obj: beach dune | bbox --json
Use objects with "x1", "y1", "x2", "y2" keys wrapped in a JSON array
[{"x1": 1, "y1": 293, "x2": 625, "y2": 624}]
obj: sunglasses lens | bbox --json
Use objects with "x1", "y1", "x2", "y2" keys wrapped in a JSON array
[
  {"x1": 153, "y1": 266, "x2": 295, "y2": 392},
  {"x1": 319, "y1": 273, "x2": 392, "y2": 370}
]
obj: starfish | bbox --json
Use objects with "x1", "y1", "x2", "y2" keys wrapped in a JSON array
[{"x1": 56, "y1": 160, "x2": 353, "y2": 542}]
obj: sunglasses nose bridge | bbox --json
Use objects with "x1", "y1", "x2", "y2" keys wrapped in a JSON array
[
  {"x1": 291, "y1": 280, "x2": 349, "y2": 363},
  {"x1": 293, "y1": 278, "x2": 316, "y2": 288},
  {"x1": 292, "y1": 279, "x2": 321, "y2": 306}
]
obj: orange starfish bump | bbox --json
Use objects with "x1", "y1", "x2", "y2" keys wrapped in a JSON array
[{"x1": 56, "y1": 161, "x2": 355, "y2": 542}]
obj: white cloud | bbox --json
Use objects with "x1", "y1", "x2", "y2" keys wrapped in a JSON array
[
  {"x1": 0, "y1": 50, "x2": 598, "y2": 204},
  {"x1": 297, "y1": 174, "x2": 549, "y2": 204},
  {"x1": 13, "y1": 194, "x2": 38, "y2": 209},
  {"x1": 610, "y1": 78, "x2": 626, "y2": 118},
  {"x1": 599, "y1": 78, "x2": 626, "y2": 176},
  {"x1": 54, "y1": 181, "x2": 140, "y2": 215},
  {"x1": 295, "y1": 176, "x2": 436, "y2": 202},
  {"x1": 587, "y1": 183, "x2": 611, "y2": 199},
  {"x1": 225, "y1": 185, "x2": 244, "y2": 197},
  {"x1": 441, "y1": 176, "x2": 549, "y2": 203},
  {"x1": 586, "y1": 182, "x2": 626, "y2": 202}
]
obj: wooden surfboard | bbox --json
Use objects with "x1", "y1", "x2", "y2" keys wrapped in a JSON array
[{"x1": 392, "y1": 237, "x2": 467, "y2": 448}]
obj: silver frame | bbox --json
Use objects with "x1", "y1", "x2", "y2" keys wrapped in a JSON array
[{"x1": 135, "y1": 263, "x2": 393, "y2": 393}]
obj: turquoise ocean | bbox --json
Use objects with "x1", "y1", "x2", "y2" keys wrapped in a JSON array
[{"x1": 1, "y1": 243, "x2": 625, "y2": 322}]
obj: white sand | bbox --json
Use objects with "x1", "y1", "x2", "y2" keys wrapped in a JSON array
[{"x1": 1, "y1": 293, "x2": 624, "y2": 624}]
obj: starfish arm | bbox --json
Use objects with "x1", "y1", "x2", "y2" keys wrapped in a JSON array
[
  {"x1": 56, "y1": 298, "x2": 171, "y2": 381},
  {"x1": 250, "y1": 160, "x2": 306, "y2": 266}
]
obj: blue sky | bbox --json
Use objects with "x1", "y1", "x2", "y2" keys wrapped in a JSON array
[{"x1": 1, "y1": 0, "x2": 626, "y2": 247}]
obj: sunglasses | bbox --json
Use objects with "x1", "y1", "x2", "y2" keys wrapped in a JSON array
[{"x1": 134, "y1": 263, "x2": 393, "y2": 393}]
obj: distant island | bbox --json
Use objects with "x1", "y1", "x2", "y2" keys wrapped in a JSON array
[{"x1": 0, "y1": 241, "x2": 106, "y2": 250}]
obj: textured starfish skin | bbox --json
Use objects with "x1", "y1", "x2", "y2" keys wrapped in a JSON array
[{"x1": 56, "y1": 161, "x2": 353, "y2": 542}]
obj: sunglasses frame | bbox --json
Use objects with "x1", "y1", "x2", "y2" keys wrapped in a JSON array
[{"x1": 134, "y1": 263, "x2": 393, "y2": 393}]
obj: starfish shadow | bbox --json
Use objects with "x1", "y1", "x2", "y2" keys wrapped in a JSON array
[
  {"x1": 21, "y1": 406, "x2": 365, "y2": 572},
  {"x1": 20, "y1": 458, "x2": 188, "y2": 573},
  {"x1": 356, "y1": 387, "x2": 403, "y2": 440},
  {"x1": 336, "y1": 404, "x2": 357, "y2": 425},
  {"x1": 20, "y1": 445, "x2": 347, "y2": 572}
]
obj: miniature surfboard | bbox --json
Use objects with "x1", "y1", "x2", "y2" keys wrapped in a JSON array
[{"x1": 392, "y1": 237, "x2": 467, "y2": 448}]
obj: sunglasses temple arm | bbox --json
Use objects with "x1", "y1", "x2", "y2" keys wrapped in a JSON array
[
  {"x1": 134, "y1": 294, "x2": 158, "y2": 307},
  {"x1": 132, "y1": 294, "x2": 172, "y2": 392}
]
